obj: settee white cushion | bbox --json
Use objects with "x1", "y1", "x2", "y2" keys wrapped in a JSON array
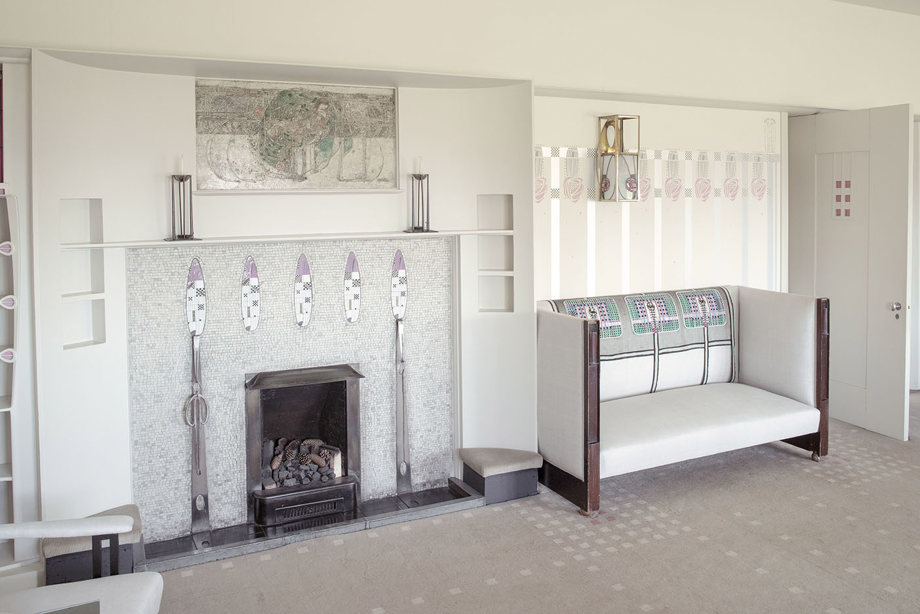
[{"x1": 598, "y1": 382, "x2": 820, "y2": 478}]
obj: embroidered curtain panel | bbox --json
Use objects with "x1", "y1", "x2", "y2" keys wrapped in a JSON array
[{"x1": 534, "y1": 147, "x2": 781, "y2": 297}]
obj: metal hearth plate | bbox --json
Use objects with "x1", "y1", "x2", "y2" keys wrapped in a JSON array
[{"x1": 145, "y1": 478, "x2": 483, "y2": 572}]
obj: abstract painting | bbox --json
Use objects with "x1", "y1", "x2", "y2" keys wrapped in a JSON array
[{"x1": 196, "y1": 79, "x2": 397, "y2": 191}]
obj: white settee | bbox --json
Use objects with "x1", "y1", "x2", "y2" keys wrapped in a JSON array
[{"x1": 536, "y1": 286, "x2": 829, "y2": 514}]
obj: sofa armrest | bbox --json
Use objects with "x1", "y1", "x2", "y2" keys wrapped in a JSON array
[
  {"x1": 737, "y1": 287, "x2": 821, "y2": 408},
  {"x1": 537, "y1": 308, "x2": 598, "y2": 482}
]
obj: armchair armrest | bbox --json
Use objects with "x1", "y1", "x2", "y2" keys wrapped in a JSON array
[
  {"x1": 0, "y1": 516, "x2": 134, "y2": 540},
  {"x1": 0, "y1": 516, "x2": 135, "y2": 581}
]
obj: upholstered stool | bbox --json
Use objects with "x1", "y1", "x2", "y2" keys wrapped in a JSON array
[
  {"x1": 460, "y1": 448, "x2": 543, "y2": 504},
  {"x1": 42, "y1": 504, "x2": 146, "y2": 585}
]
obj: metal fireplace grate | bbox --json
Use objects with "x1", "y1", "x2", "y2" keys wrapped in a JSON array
[
  {"x1": 252, "y1": 475, "x2": 358, "y2": 526},
  {"x1": 278, "y1": 497, "x2": 344, "y2": 521}
]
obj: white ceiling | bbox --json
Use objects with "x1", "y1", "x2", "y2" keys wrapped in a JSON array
[{"x1": 834, "y1": 0, "x2": 920, "y2": 16}]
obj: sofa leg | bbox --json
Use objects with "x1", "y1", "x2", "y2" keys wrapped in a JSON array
[{"x1": 811, "y1": 452, "x2": 820, "y2": 462}]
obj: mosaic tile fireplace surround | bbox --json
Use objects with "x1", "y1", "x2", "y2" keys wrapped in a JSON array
[{"x1": 127, "y1": 237, "x2": 454, "y2": 543}]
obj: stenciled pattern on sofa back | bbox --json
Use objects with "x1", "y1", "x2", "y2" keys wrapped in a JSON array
[{"x1": 541, "y1": 286, "x2": 739, "y2": 402}]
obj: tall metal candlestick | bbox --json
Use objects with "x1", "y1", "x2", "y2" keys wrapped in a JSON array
[
  {"x1": 168, "y1": 174, "x2": 197, "y2": 241},
  {"x1": 406, "y1": 173, "x2": 434, "y2": 233}
]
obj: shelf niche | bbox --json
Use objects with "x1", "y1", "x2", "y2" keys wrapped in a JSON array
[
  {"x1": 59, "y1": 199, "x2": 106, "y2": 350},
  {"x1": 475, "y1": 194, "x2": 514, "y2": 313}
]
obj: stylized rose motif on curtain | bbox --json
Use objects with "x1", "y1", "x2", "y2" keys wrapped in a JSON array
[
  {"x1": 723, "y1": 177, "x2": 740, "y2": 202},
  {"x1": 723, "y1": 153, "x2": 740, "y2": 202},
  {"x1": 561, "y1": 150, "x2": 585, "y2": 203},
  {"x1": 535, "y1": 177, "x2": 547, "y2": 203},
  {"x1": 694, "y1": 177, "x2": 712, "y2": 202},
  {"x1": 639, "y1": 177, "x2": 652, "y2": 202},
  {"x1": 750, "y1": 177, "x2": 767, "y2": 201},
  {"x1": 563, "y1": 176, "x2": 584, "y2": 203},
  {"x1": 665, "y1": 177, "x2": 683, "y2": 202},
  {"x1": 664, "y1": 152, "x2": 682, "y2": 202}
]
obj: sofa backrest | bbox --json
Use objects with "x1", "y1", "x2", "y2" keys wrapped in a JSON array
[{"x1": 539, "y1": 286, "x2": 740, "y2": 402}]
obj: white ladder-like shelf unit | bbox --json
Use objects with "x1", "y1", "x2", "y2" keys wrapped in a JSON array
[{"x1": 0, "y1": 194, "x2": 20, "y2": 567}]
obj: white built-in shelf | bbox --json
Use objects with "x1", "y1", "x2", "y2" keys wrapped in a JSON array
[
  {"x1": 0, "y1": 465, "x2": 11, "y2": 482},
  {"x1": 476, "y1": 195, "x2": 515, "y2": 313},
  {"x1": 0, "y1": 541, "x2": 14, "y2": 570},
  {"x1": 0, "y1": 397, "x2": 11, "y2": 412},
  {"x1": 62, "y1": 339, "x2": 106, "y2": 352},
  {"x1": 43, "y1": 49, "x2": 526, "y2": 91},
  {"x1": 59, "y1": 199, "x2": 107, "y2": 351},
  {"x1": 194, "y1": 188, "x2": 404, "y2": 196},
  {"x1": 60, "y1": 229, "x2": 514, "y2": 250},
  {"x1": 61, "y1": 291, "x2": 106, "y2": 303}
]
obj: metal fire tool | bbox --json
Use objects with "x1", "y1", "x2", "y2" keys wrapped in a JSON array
[
  {"x1": 391, "y1": 250, "x2": 411, "y2": 494},
  {"x1": 185, "y1": 258, "x2": 212, "y2": 549}
]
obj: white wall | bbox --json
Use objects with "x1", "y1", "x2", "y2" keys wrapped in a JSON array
[
  {"x1": 536, "y1": 98, "x2": 778, "y2": 152},
  {"x1": 31, "y1": 52, "x2": 143, "y2": 517},
  {"x1": 1, "y1": 1, "x2": 920, "y2": 111},
  {"x1": 534, "y1": 96, "x2": 784, "y2": 300}
]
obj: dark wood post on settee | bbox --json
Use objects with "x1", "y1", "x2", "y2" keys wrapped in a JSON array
[{"x1": 783, "y1": 297, "x2": 830, "y2": 459}]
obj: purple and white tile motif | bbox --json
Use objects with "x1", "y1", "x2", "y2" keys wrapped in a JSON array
[
  {"x1": 344, "y1": 251, "x2": 361, "y2": 323},
  {"x1": 241, "y1": 256, "x2": 260, "y2": 332},
  {"x1": 293, "y1": 253, "x2": 313, "y2": 327},
  {"x1": 391, "y1": 249, "x2": 407, "y2": 321},
  {"x1": 186, "y1": 258, "x2": 206, "y2": 336}
]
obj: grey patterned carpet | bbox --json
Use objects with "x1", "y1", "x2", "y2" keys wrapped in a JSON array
[{"x1": 161, "y1": 407, "x2": 920, "y2": 613}]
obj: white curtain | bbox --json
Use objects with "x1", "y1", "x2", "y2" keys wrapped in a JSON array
[{"x1": 534, "y1": 147, "x2": 781, "y2": 299}]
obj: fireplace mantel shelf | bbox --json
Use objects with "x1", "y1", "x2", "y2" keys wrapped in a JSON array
[{"x1": 60, "y1": 229, "x2": 513, "y2": 250}]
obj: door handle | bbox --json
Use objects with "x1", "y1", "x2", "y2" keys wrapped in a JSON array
[{"x1": 890, "y1": 302, "x2": 902, "y2": 312}]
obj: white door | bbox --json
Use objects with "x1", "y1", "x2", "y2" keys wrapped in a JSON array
[{"x1": 789, "y1": 105, "x2": 913, "y2": 441}]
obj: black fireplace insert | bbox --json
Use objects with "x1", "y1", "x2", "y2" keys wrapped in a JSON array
[{"x1": 245, "y1": 364, "x2": 363, "y2": 525}]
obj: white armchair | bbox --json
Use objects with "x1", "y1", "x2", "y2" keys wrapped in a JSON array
[{"x1": 0, "y1": 515, "x2": 162, "y2": 614}]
